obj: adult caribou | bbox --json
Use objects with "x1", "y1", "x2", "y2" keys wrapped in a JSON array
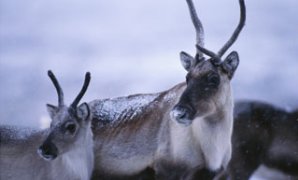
[{"x1": 90, "y1": 0, "x2": 246, "y2": 179}]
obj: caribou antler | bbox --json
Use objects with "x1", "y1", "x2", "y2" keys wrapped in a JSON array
[
  {"x1": 186, "y1": 0, "x2": 204, "y2": 58},
  {"x1": 70, "y1": 72, "x2": 91, "y2": 109},
  {"x1": 196, "y1": 44, "x2": 221, "y2": 63},
  {"x1": 48, "y1": 70, "x2": 91, "y2": 109},
  {"x1": 48, "y1": 70, "x2": 64, "y2": 107},
  {"x1": 217, "y1": 0, "x2": 246, "y2": 57},
  {"x1": 192, "y1": 0, "x2": 246, "y2": 63}
]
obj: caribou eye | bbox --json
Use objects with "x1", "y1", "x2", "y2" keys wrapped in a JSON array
[
  {"x1": 207, "y1": 73, "x2": 220, "y2": 87},
  {"x1": 65, "y1": 123, "x2": 76, "y2": 134}
]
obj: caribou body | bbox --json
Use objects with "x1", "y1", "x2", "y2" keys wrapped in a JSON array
[
  {"x1": 90, "y1": 0, "x2": 246, "y2": 179},
  {"x1": 221, "y1": 100, "x2": 298, "y2": 180},
  {"x1": 0, "y1": 71, "x2": 94, "y2": 180}
]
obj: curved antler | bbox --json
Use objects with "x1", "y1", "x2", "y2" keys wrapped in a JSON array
[
  {"x1": 70, "y1": 72, "x2": 91, "y2": 109},
  {"x1": 186, "y1": 0, "x2": 204, "y2": 58},
  {"x1": 217, "y1": 0, "x2": 246, "y2": 57},
  {"x1": 196, "y1": 45, "x2": 221, "y2": 63},
  {"x1": 195, "y1": 0, "x2": 246, "y2": 63},
  {"x1": 48, "y1": 70, "x2": 64, "y2": 107}
]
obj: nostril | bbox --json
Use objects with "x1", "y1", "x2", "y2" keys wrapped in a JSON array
[
  {"x1": 178, "y1": 112, "x2": 186, "y2": 119},
  {"x1": 171, "y1": 105, "x2": 195, "y2": 126},
  {"x1": 172, "y1": 105, "x2": 189, "y2": 119},
  {"x1": 38, "y1": 145, "x2": 48, "y2": 155},
  {"x1": 43, "y1": 147, "x2": 51, "y2": 156},
  {"x1": 172, "y1": 104, "x2": 196, "y2": 120},
  {"x1": 173, "y1": 109, "x2": 186, "y2": 119},
  {"x1": 38, "y1": 143, "x2": 58, "y2": 160}
]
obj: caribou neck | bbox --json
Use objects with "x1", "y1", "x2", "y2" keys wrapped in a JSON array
[{"x1": 167, "y1": 82, "x2": 234, "y2": 171}]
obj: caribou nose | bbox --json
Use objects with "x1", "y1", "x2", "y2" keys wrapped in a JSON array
[
  {"x1": 172, "y1": 107, "x2": 187, "y2": 119},
  {"x1": 171, "y1": 105, "x2": 195, "y2": 126},
  {"x1": 37, "y1": 142, "x2": 58, "y2": 161}
]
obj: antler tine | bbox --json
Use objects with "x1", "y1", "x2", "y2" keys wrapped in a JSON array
[
  {"x1": 217, "y1": 0, "x2": 246, "y2": 57},
  {"x1": 186, "y1": 0, "x2": 204, "y2": 58},
  {"x1": 196, "y1": 44, "x2": 217, "y2": 58},
  {"x1": 48, "y1": 70, "x2": 64, "y2": 107},
  {"x1": 196, "y1": 44, "x2": 220, "y2": 63},
  {"x1": 71, "y1": 72, "x2": 91, "y2": 109}
]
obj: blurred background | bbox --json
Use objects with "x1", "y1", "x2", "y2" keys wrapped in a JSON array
[
  {"x1": 0, "y1": 0, "x2": 297, "y2": 179},
  {"x1": 1, "y1": 0, "x2": 297, "y2": 128}
]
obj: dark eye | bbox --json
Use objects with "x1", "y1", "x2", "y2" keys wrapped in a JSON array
[
  {"x1": 65, "y1": 123, "x2": 76, "y2": 134},
  {"x1": 207, "y1": 73, "x2": 220, "y2": 87}
]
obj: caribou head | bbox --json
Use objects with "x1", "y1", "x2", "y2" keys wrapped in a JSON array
[
  {"x1": 171, "y1": 0, "x2": 246, "y2": 125},
  {"x1": 38, "y1": 70, "x2": 91, "y2": 160}
]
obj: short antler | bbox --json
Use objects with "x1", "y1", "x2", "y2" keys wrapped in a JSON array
[
  {"x1": 48, "y1": 70, "x2": 64, "y2": 107},
  {"x1": 193, "y1": 0, "x2": 246, "y2": 63},
  {"x1": 186, "y1": 0, "x2": 204, "y2": 58},
  {"x1": 70, "y1": 72, "x2": 91, "y2": 109}
]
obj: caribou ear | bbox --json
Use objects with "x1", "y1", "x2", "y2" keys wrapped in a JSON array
[
  {"x1": 222, "y1": 51, "x2": 239, "y2": 79},
  {"x1": 77, "y1": 103, "x2": 91, "y2": 122},
  {"x1": 180, "y1": 51, "x2": 195, "y2": 72},
  {"x1": 46, "y1": 104, "x2": 58, "y2": 119}
]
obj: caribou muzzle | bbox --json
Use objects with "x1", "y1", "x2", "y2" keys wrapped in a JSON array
[
  {"x1": 171, "y1": 104, "x2": 196, "y2": 126},
  {"x1": 38, "y1": 140, "x2": 58, "y2": 161}
]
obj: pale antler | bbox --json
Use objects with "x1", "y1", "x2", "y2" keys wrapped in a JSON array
[
  {"x1": 186, "y1": 0, "x2": 204, "y2": 58},
  {"x1": 195, "y1": 0, "x2": 246, "y2": 62},
  {"x1": 217, "y1": 0, "x2": 246, "y2": 57}
]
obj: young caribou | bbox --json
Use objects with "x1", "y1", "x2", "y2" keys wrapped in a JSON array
[
  {"x1": 0, "y1": 71, "x2": 93, "y2": 180},
  {"x1": 90, "y1": 0, "x2": 246, "y2": 179}
]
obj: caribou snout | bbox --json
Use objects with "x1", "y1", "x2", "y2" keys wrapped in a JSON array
[
  {"x1": 38, "y1": 141, "x2": 58, "y2": 161},
  {"x1": 171, "y1": 104, "x2": 196, "y2": 126}
]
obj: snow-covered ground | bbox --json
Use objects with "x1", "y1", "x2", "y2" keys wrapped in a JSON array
[
  {"x1": 252, "y1": 166, "x2": 297, "y2": 180},
  {"x1": 0, "y1": 0, "x2": 297, "y2": 179}
]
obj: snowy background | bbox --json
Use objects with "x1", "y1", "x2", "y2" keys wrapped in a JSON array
[
  {"x1": 1, "y1": 0, "x2": 297, "y2": 128},
  {"x1": 0, "y1": 0, "x2": 297, "y2": 179}
]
